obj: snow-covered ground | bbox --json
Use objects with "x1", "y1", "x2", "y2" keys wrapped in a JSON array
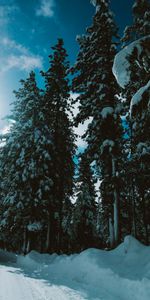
[{"x1": 0, "y1": 236, "x2": 150, "y2": 300}]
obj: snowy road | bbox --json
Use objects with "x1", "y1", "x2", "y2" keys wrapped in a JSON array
[
  {"x1": 0, "y1": 237, "x2": 150, "y2": 300},
  {"x1": 0, "y1": 265, "x2": 86, "y2": 300}
]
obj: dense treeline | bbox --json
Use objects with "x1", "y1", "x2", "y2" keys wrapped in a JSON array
[{"x1": 0, "y1": 0, "x2": 149, "y2": 254}]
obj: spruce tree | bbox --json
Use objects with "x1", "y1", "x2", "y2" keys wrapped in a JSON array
[
  {"x1": 42, "y1": 39, "x2": 76, "y2": 253},
  {"x1": 72, "y1": 0, "x2": 123, "y2": 247},
  {"x1": 121, "y1": 0, "x2": 150, "y2": 244},
  {"x1": 122, "y1": 0, "x2": 150, "y2": 45},
  {"x1": 0, "y1": 72, "x2": 54, "y2": 252},
  {"x1": 73, "y1": 152, "x2": 99, "y2": 251}
]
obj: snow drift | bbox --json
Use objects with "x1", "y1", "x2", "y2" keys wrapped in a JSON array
[
  {"x1": 16, "y1": 235, "x2": 150, "y2": 300},
  {"x1": 0, "y1": 236, "x2": 150, "y2": 300}
]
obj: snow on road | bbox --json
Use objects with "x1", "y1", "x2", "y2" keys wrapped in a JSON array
[
  {"x1": 0, "y1": 265, "x2": 86, "y2": 300},
  {"x1": 0, "y1": 236, "x2": 150, "y2": 300},
  {"x1": 0, "y1": 265, "x2": 38, "y2": 300}
]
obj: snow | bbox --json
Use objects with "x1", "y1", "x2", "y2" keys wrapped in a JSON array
[
  {"x1": 136, "y1": 142, "x2": 150, "y2": 157},
  {"x1": 113, "y1": 36, "x2": 150, "y2": 88},
  {"x1": 100, "y1": 139, "x2": 115, "y2": 154},
  {"x1": 27, "y1": 222, "x2": 42, "y2": 232},
  {"x1": 101, "y1": 107, "x2": 114, "y2": 119},
  {"x1": 91, "y1": 0, "x2": 108, "y2": 11},
  {"x1": 130, "y1": 80, "x2": 150, "y2": 114},
  {"x1": 0, "y1": 235, "x2": 150, "y2": 300}
]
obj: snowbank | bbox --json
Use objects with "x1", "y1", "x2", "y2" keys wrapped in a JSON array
[
  {"x1": 113, "y1": 36, "x2": 150, "y2": 88},
  {"x1": 0, "y1": 236, "x2": 150, "y2": 299},
  {"x1": 16, "y1": 235, "x2": 150, "y2": 300}
]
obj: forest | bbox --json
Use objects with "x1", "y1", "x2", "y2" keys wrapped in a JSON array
[{"x1": 0, "y1": 0, "x2": 149, "y2": 255}]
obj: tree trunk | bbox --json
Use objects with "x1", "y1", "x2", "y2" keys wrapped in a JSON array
[
  {"x1": 46, "y1": 216, "x2": 51, "y2": 252},
  {"x1": 130, "y1": 119, "x2": 137, "y2": 238},
  {"x1": 109, "y1": 216, "x2": 114, "y2": 248},
  {"x1": 141, "y1": 191, "x2": 149, "y2": 245},
  {"x1": 113, "y1": 189, "x2": 119, "y2": 245},
  {"x1": 22, "y1": 227, "x2": 27, "y2": 255},
  {"x1": 26, "y1": 238, "x2": 30, "y2": 254},
  {"x1": 112, "y1": 156, "x2": 119, "y2": 245},
  {"x1": 131, "y1": 178, "x2": 137, "y2": 237}
]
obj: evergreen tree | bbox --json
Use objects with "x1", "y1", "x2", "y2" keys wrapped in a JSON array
[
  {"x1": 42, "y1": 39, "x2": 76, "y2": 253},
  {"x1": 72, "y1": 0, "x2": 123, "y2": 247},
  {"x1": 121, "y1": 0, "x2": 150, "y2": 109},
  {"x1": 0, "y1": 72, "x2": 54, "y2": 252},
  {"x1": 122, "y1": 0, "x2": 150, "y2": 45},
  {"x1": 121, "y1": 0, "x2": 150, "y2": 244},
  {"x1": 73, "y1": 152, "x2": 99, "y2": 251}
]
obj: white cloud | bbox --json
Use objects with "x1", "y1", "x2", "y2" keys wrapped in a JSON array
[
  {"x1": 0, "y1": 38, "x2": 43, "y2": 73},
  {"x1": 36, "y1": 0, "x2": 55, "y2": 18},
  {"x1": 2, "y1": 37, "x2": 28, "y2": 55},
  {"x1": 1, "y1": 55, "x2": 43, "y2": 73}
]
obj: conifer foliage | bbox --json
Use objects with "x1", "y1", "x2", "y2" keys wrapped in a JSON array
[
  {"x1": 121, "y1": 0, "x2": 150, "y2": 244},
  {"x1": 41, "y1": 39, "x2": 76, "y2": 253},
  {"x1": 0, "y1": 0, "x2": 149, "y2": 253},
  {"x1": 0, "y1": 72, "x2": 54, "y2": 252},
  {"x1": 73, "y1": 152, "x2": 99, "y2": 251},
  {"x1": 73, "y1": 0, "x2": 123, "y2": 247},
  {"x1": 122, "y1": 0, "x2": 150, "y2": 44},
  {"x1": 0, "y1": 40, "x2": 76, "y2": 253},
  {"x1": 109, "y1": 0, "x2": 150, "y2": 245}
]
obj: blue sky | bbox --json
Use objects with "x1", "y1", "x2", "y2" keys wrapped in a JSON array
[{"x1": 0, "y1": 0, "x2": 134, "y2": 132}]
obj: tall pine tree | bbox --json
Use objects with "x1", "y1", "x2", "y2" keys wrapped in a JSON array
[
  {"x1": 42, "y1": 39, "x2": 76, "y2": 253},
  {"x1": 72, "y1": 0, "x2": 123, "y2": 247},
  {"x1": 121, "y1": 0, "x2": 150, "y2": 244},
  {"x1": 0, "y1": 72, "x2": 54, "y2": 252},
  {"x1": 122, "y1": 0, "x2": 150, "y2": 45},
  {"x1": 73, "y1": 152, "x2": 99, "y2": 251}
]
